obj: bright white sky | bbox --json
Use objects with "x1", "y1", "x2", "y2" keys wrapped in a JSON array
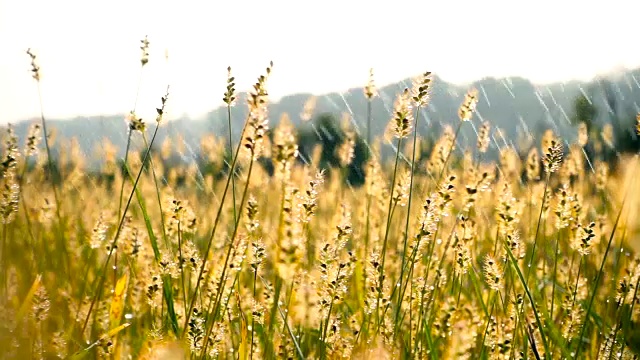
[{"x1": 1, "y1": 0, "x2": 639, "y2": 124}]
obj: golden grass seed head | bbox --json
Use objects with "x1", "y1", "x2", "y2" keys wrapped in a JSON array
[
  {"x1": 334, "y1": 203, "x2": 353, "y2": 243},
  {"x1": 206, "y1": 320, "x2": 228, "y2": 358},
  {"x1": 243, "y1": 63, "x2": 273, "y2": 160},
  {"x1": 337, "y1": 130, "x2": 356, "y2": 167},
  {"x1": 561, "y1": 305, "x2": 584, "y2": 341},
  {"x1": 577, "y1": 122, "x2": 589, "y2": 147},
  {"x1": 415, "y1": 195, "x2": 438, "y2": 248},
  {"x1": 180, "y1": 240, "x2": 202, "y2": 272},
  {"x1": 122, "y1": 225, "x2": 143, "y2": 258},
  {"x1": 433, "y1": 298, "x2": 457, "y2": 339},
  {"x1": 562, "y1": 145, "x2": 583, "y2": 182},
  {"x1": 458, "y1": 88, "x2": 479, "y2": 122},
  {"x1": 49, "y1": 331, "x2": 68, "y2": 358},
  {"x1": 601, "y1": 123, "x2": 614, "y2": 148},
  {"x1": 598, "y1": 328, "x2": 618, "y2": 360},
  {"x1": 386, "y1": 88, "x2": 413, "y2": 139},
  {"x1": 0, "y1": 164, "x2": 19, "y2": 224},
  {"x1": 616, "y1": 278, "x2": 631, "y2": 307},
  {"x1": 454, "y1": 240, "x2": 471, "y2": 276},
  {"x1": 392, "y1": 169, "x2": 411, "y2": 207},
  {"x1": 365, "y1": 154, "x2": 386, "y2": 199},
  {"x1": 456, "y1": 215, "x2": 477, "y2": 243},
  {"x1": 483, "y1": 255, "x2": 502, "y2": 291},
  {"x1": 428, "y1": 125, "x2": 456, "y2": 175},
  {"x1": 436, "y1": 175, "x2": 456, "y2": 217},
  {"x1": 300, "y1": 95, "x2": 317, "y2": 122},
  {"x1": 463, "y1": 149, "x2": 475, "y2": 177},
  {"x1": 636, "y1": 112, "x2": 640, "y2": 135},
  {"x1": 526, "y1": 147, "x2": 541, "y2": 181},
  {"x1": 250, "y1": 239, "x2": 266, "y2": 272},
  {"x1": 97, "y1": 336, "x2": 114, "y2": 358},
  {"x1": 156, "y1": 87, "x2": 170, "y2": 123},
  {"x1": 364, "y1": 251, "x2": 385, "y2": 315},
  {"x1": 229, "y1": 236, "x2": 248, "y2": 273},
  {"x1": 477, "y1": 121, "x2": 491, "y2": 153},
  {"x1": 412, "y1": 71, "x2": 433, "y2": 107},
  {"x1": 159, "y1": 252, "x2": 179, "y2": 278},
  {"x1": 31, "y1": 283, "x2": 50, "y2": 323},
  {"x1": 364, "y1": 68, "x2": 377, "y2": 99},
  {"x1": 246, "y1": 195, "x2": 260, "y2": 235},
  {"x1": 140, "y1": 35, "x2": 150, "y2": 66},
  {"x1": 554, "y1": 184, "x2": 573, "y2": 230},
  {"x1": 508, "y1": 293, "x2": 524, "y2": 320},
  {"x1": 90, "y1": 212, "x2": 109, "y2": 249},
  {"x1": 26, "y1": 48, "x2": 41, "y2": 81},
  {"x1": 25, "y1": 123, "x2": 42, "y2": 157},
  {"x1": 505, "y1": 230, "x2": 525, "y2": 260},
  {"x1": 499, "y1": 146, "x2": 520, "y2": 180},
  {"x1": 187, "y1": 308, "x2": 205, "y2": 352},
  {"x1": 243, "y1": 114, "x2": 269, "y2": 160},
  {"x1": 272, "y1": 113, "x2": 299, "y2": 178},
  {"x1": 573, "y1": 221, "x2": 597, "y2": 256},
  {"x1": 496, "y1": 181, "x2": 519, "y2": 236},
  {"x1": 435, "y1": 175, "x2": 456, "y2": 218},
  {"x1": 127, "y1": 110, "x2": 146, "y2": 132},
  {"x1": 164, "y1": 196, "x2": 197, "y2": 236},
  {"x1": 595, "y1": 160, "x2": 609, "y2": 191},
  {"x1": 299, "y1": 169, "x2": 324, "y2": 223},
  {"x1": 561, "y1": 277, "x2": 587, "y2": 310},
  {"x1": 276, "y1": 185, "x2": 307, "y2": 280},
  {"x1": 463, "y1": 166, "x2": 494, "y2": 211},
  {"x1": 2, "y1": 124, "x2": 19, "y2": 176},
  {"x1": 222, "y1": 66, "x2": 236, "y2": 106},
  {"x1": 542, "y1": 137, "x2": 563, "y2": 174},
  {"x1": 290, "y1": 272, "x2": 320, "y2": 328}
]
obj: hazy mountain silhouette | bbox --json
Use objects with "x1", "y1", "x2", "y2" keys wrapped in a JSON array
[{"x1": 6, "y1": 68, "x2": 640, "y2": 169}]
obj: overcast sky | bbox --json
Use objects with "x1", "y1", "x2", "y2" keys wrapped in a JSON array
[{"x1": 1, "y1": 0, "x2": 639, "y2": 124}]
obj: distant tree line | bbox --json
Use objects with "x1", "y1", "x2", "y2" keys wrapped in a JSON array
[{"x1": 569, "y1": 81, "x2": 639, "y2": 169}]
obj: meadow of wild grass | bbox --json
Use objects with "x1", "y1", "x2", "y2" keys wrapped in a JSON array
[{"x1": 1, "y1": 39, "x2": 640, "y2": 360}]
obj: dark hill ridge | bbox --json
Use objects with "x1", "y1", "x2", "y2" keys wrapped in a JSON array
[{"x1": 6, "y1": 68, "x2": 640, "y2": 169}]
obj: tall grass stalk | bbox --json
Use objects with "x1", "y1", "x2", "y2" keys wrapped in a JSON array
[
  {"x1": 227, "y1": 100, "x2": 237, "y2": 223},
  {"x1": 224, "y1": 66, "x2": 238, "y2": 223},
  {"x1": 375, "y1": 135, "x2": 403, "y2": 329},
  {"x1": 395, "y1": 99, "x2": 423, "y2": 326},
  {"x1": 182, "y1": 116, "x2": 249, "y2": 335},
  {"x1": 364, "y1": 97, "x2": 372, "y2": 301},
  {"x1": 620, "y1": 274, "x2": 640, "y2": 356},
  {"x1": 526, "y1": 172, "x2": 551, "y2": 282},
  {"x1": 17, "y1": 151, "x2": 42, "y2": 273},
  {"x1": 575, "y1": 155, "x2": 639, "y2": 358},
  {"x1": 26, "y1": 49, "x2": 69, "y2": 283},
  {"x1": 184, "y1": 61, "x2": 272, "y2": 334},
  {"x1": 364, "y1": 70, "x2": 374, "y2": 294},
  {"x1": 117, "y1": 42, "x2": 146, "y2": 222},
  {"x1": 200, "y1": 158, "x2": 255, "y2": 358},
  {"x1": 79, "y1": 92, "x2": 167, "y2": 336},
  {"x1": 504, "y1": 240, "x2": 552, "y2": 360},
  {"x1": 550, "y1": 228, "x2": 562, "y2": 320},
  {"x1": 140, "y1": 133, "x2": 169, "y2": 246}
]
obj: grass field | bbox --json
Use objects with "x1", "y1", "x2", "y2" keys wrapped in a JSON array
[{"x1": 1, "y1": 46, "x2": 640, "y2": 359}]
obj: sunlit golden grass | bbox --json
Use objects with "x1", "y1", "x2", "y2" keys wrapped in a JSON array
[{"x1": 0, "y1": 44, "x2": 639, "y2": 360}]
